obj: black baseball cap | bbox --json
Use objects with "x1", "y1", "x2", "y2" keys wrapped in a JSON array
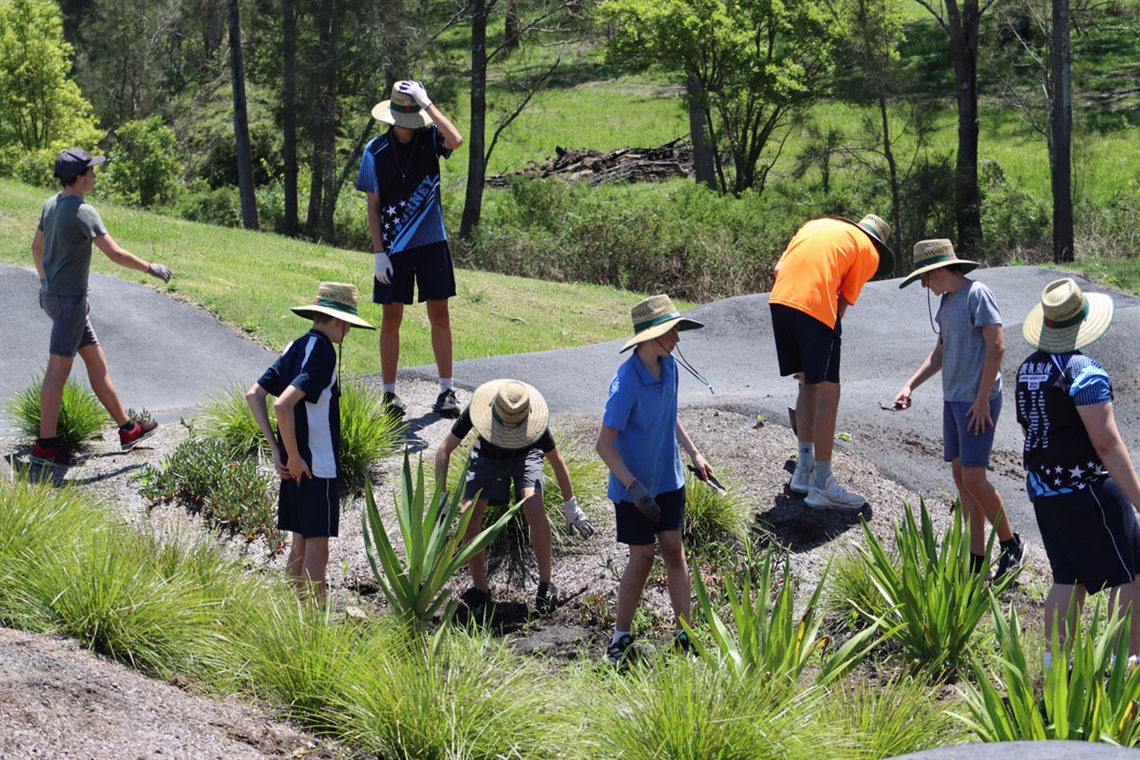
[{"x1": 54, "y1": 148, "x2": 105, "y2": 182}]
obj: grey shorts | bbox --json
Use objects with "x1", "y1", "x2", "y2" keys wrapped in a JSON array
[
  {"x1": 41, "y1": 291, "x2": 98, "y2": 357},
  {"x1": 463, "y1": 447, "x2": 545, "y2": 505}
]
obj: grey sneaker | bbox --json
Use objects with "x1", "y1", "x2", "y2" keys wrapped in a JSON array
[
  {"x1": 605, "y1": 634, "x2": 639, "y2": 673},
  {"x1": 804, "y1": 475, "x2": 866, "y2": 512},
  {"x1": 994, "y1": 534, "x2": 1024, "y2": 580},
  {"x1": 433, "y1": 388, "x2": 460, "y2": 419},
  {"x1": 382, "y1": 391, "x2": 407, "y2": 419},
  {"x1": 789, "y1": 464, "x2": 813, "y2": 495}
]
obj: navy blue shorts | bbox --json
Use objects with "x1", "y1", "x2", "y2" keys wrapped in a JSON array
[
  {"x1": 615, "y1": 486, "x2": 685, "y2": 546},
  {"x1": 943, "y1": 395, "x2": 1002, "y2": 467},
  {"x1": 279, "y1": 475, "x2": 341, "y2": 538},
  {"x1": 463, "y1": 447, "x2": 545, "y2": 505},
  {"x1": 1033, "y1": 477, "x2": 1140, "y2": 592},
  {"x1": 373, "y1": 241, "x2": 457, "y2": 305},
  {"x1": 770, "y1": 303, "x2": 841, "y2": 384}
]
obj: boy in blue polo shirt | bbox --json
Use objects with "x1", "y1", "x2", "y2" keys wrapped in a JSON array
[
  {"x1": 595, "y1": 294, "x2": 715, "y2": 668},
  {"x1": 246, "y1": 283, "x2": 375, "y2": 601}
]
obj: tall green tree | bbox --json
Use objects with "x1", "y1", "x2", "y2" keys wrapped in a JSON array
[
  {"x1": 228, "y1": 0, "x2": 259, "y2": 229},
  {"x1": 604, "y1": 0, "x2": 841, "y2": 194},
  {"x1": 0, "y1": 0, "x2": 101, "y2": 151}
]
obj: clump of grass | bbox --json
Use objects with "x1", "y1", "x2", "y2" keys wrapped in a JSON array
[
  {"x1": 198, "y1": 381, "x2": 270, "y2": 458},
  {"x1": 5, "y1": 374, "x2": 106, "y2": 451},
  {"x1": 826, "y1": 546, "x2": 899, "y2": 631},
  {"x1": 684, "y1": 470, "x2": 749, "y2": 549},
  {"x1": 337, "y1": 380, "x2": 404, "y2": 484}
]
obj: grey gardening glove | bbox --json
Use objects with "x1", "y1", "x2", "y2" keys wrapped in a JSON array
[
  {"x1": 374, "y1": 251, "x2": 393, "y2": 285},
  {"x1": 564, "y1": 497, "x2": 594, "y2": 539},
  {"x1": 147, "y1": 262, "x2": 172, "y2": 283},
  {"x1": 395, "y1": 80, "x2": 432, "y2": 109},
  {"x1": 627, "y1": 478, "x2": 661, "y2": 523}
]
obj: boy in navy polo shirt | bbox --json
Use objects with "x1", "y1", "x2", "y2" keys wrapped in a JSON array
[
  {"x1": 246, "y1": 283, "x2": 375, "y2": 601},
  {"x1": 595, "y1": 294, "x2": 715, "y2": 669}
]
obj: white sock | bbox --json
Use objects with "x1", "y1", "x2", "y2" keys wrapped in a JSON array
[
  {"x1": 814, "y1": 460, "x2": 832, "y2": 488},
  {"x1": 383, "y1": 383, "x2": 396, "y2": 395},
  {"x1": 612, "y1": 630, "x2": 631, "y2": 645},
  {"x1": 797, "y1": 442, "x2": 814, "y2": 471},
  {"x1": 439, "y1": 378, "x2": 453, "y2": 392}
]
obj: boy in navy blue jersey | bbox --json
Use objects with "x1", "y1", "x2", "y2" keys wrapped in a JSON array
[{"x1": 247, "y1": 283, "x2": 375, "y2": 600}]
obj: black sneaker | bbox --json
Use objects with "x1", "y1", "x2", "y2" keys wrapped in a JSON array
[
  {"x1": 674, "y1": 630, "x2": 694, "y2": 655},
  {"x1": 433, "y1": 388, "x2": 460, "y2": 419},
  {"x1": 994, "y1": 534, "x2": 1025, "y2": 580},
  {"x1": 382, "y1": 391, "x2": 407, "y2": 419},
  {"x1": 535, "y1": 581, "x2": 558, "y2": 615},
  {"x1": 459, "y1": 586, "x2": 489, "y2": 617},
  {"x1": 605, "y1": 634, "x2": 639, "y2": 673}
]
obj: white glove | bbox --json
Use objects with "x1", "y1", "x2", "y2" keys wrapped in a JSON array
[
  {"x1": 147, "y1": 262, "x2": 172, "y2": 283},
  {"x1": 374, "y1": 251, "x2": 393, "y2": 285},
  {"x1": 564, "y1": 497, "x2": 595, "y2": 539},
  {"x1": 396, "y1": 80, "x2": 432, "y2": 109}
]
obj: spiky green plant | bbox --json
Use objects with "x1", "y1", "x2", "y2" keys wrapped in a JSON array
[
  {"x1": 683, "y1": 470, "x2": 749, "y2": 549},
  {"x1": 686, "y1": 544, "x2": 883, "y2": 686},
  {"x1": 956, "y1": 595, "x2": 1140, "y2": 745},
  {"x1": 362, "y1": 452, "x2": 523, "y2": 633},
  {"x1": 5, "y1": 374, "x2": 105, "y2": 451}
]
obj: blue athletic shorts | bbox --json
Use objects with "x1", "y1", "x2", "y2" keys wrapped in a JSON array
[
  {"x1": 614, "y1": 486, "x2": 685, "y2": 546},
  {"x1": 463, "y1": 447, "x2": 545, "y2": 505},
  {"x1": 1033, "y1": 477, "x2": 1140, "y2": 592},
  {"x1": 279, "y1": 475, "x2": 341, "y2": 538},
  {"x1": 373, "y1": 241, "x2": 457, "y2": 305},
  {"x1": 41, "y1": 291, "x2": 98, "y2": 357},
  {"x1": 770, "y1": 303, "x2": 841, "y2": 384},
  {"x1": 942, "y1": 394, "x2": 1002, "y2": 467}
]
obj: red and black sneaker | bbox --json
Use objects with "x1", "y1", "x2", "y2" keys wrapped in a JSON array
[
  {"x1": 29, "y1": 441, "x2": 87, "y2": 467},
  {"x1": 120, "y1": 419, "x2": 159, "y2": 450}
]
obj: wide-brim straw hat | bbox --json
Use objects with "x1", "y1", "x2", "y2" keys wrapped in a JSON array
[
  {"x1": 371, "y1": 82, "x2": 433, "y2": 129},
  {"x1": 470, "y1": 379, "x2": 550, "y2": 450},
  {"x1": 620, "y1": 294, "x2": 704, "y2": 352},
  {"x1": 899, "y1": 238, "x2": 979, "y2": 288},
  {"x1": 1023, "y1": 277, "x2": 1115, "y2": 353},
  {"x1": 291, "y1": 282, "x2": 376, "y2": 329},
  {"x1": 839, "y1": 213, "x2": 894, "y2": 278}
]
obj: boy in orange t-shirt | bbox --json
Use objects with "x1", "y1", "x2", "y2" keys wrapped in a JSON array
[{"x1": 769, "y1": 215, "x2": 893, "y2": 511}]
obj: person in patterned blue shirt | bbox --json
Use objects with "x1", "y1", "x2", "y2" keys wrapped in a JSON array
[
  {"x1": 357, "y1": 81, "x2": 464, "y2": 420},
  {"x1": 1016, "y1": 277, "x2": 1140, "y2": 666}
]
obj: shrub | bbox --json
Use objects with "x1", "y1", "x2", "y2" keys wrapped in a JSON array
[
  {"x1": 856, "y1": 498, "x2": 1017, "y2": 679},
  {"x1": 956, "y1": 595, "x2": 1140, "y2": 745},
  {"x1": 684, "y1": 470, "x2": 750, "y2": 550},
  {"x1": 337, "y1": 380, "x2": 404, "y2": 484},
  {"x1": 5, "y1": 374, "x2": 105, "y2": 450},
  {"x1": 980, "y1": 158, "x2": 1050, "y2": 260},
  {"x1": 102, "y1": 116, "x2": 182, "y2": 207}
]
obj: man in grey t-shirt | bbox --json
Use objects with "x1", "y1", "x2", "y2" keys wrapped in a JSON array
[
  {"x1": 892, "y1": 239, "x2": 1025, "y2": 580},
  {"x1": 30, "y1": 148, "x2": 173, "y2": 466}
]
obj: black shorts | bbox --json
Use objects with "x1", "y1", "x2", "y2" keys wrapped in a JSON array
[
  {"x1": 463, "y1": 447, "x2": 546, "y2": 505},
  {"x1": 770, "y1": 303, "x2": 841, "y2": 384},
  {"x1": 1033, "y1": 477, "x2": 1140, "y2": 592},
  {"x1": 615, "y1": 486, "x2": 685, "y2": 546},
  {"x1": 373, "y1": 241, "x2": 457, "y2": 305},
  {"x1": 278, "y1": 476, "x2": 341, "y2": 538}
]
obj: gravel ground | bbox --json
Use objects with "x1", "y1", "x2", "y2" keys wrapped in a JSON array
[{"x1": 0, "y1": 377, "x2": 1050, "y2": 757}]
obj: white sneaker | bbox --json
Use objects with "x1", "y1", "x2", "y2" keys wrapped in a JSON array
[
  {"x1": 790, "y1": 465, "x2": 813, "y2": 495},
  {"x1": 804, "y1": 475, "x2": 866, "y2": 512}
]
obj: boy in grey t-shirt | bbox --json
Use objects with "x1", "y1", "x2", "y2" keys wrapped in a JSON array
[{"x1": 891, "y1": 239, "x2": 1024, "y2": 579}]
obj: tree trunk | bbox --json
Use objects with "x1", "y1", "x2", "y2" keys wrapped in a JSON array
[
  {"x1": 1051, "y1": 0, "x2": 1074, "y2": 263},
  {"x1": 945, "y1": 0, "x2": 984, "y2": 258},
  {"x1": 227, "y1": 0, "x2": 259, "y2": 230},
  {"x1": 503, "y1": 0, "x2": 520, "y2": 54},
  {"x1": 306, "y1": 0, "x2": 338, "y2": 241},
  {"x1": 282, "y1": 0, "x2": 298, "y2": 235},
  {"x1": 878, "y1": 91, "x2": 903, "y2": 275},
  {"x1": 319, "y1": 3, "x2": 340, "y2": 240},
  {"x1": 687, "y1": 75, "x2": 717, "y2": 191},
  {"x1": 460, "y1": 0, "x2": 488, "y2": 239}
]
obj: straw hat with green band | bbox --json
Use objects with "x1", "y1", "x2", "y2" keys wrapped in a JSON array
[
  {"x1": 291, "y1": 282, "x2": 376, "y2": 329},
  {"x1": 469, "y1": 379, "x2": 549, "y2": 450},
  {"x1": 899, "y1": 238, "x2": 979, "y2": 288},
  {"x1": 839, "y1": 213, "x2": 894, "y2": 278},
  {"x1": 371, "y1": 82, "x2": 433, "y2": 129},
  {"x1": 1023, "y1": 277, "x2": 1115, "y2": 353},
  {"x1": 620, "y1": 294, "x2": 703, "y2": 352}
]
